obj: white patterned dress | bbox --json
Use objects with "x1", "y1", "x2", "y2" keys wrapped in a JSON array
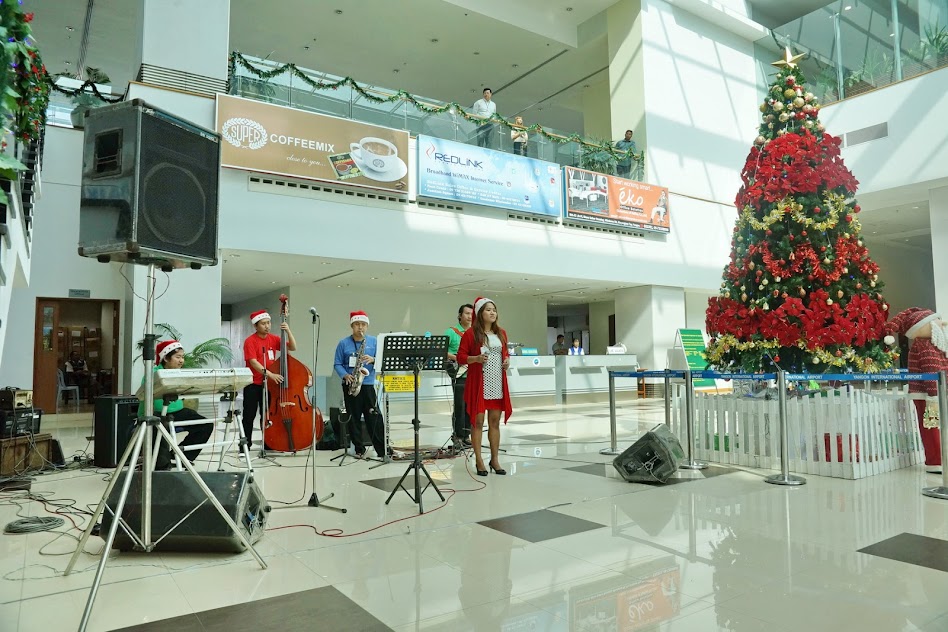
[{"x1": 483, "y1": 333, "x2": 504, "y2": 400}]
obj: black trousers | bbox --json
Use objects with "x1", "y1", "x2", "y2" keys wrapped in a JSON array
[
  {"x1": 476, "y1": 124, "x2": 493, "y2": 148},
  {"x1": 453, "y1": 377, "x2": 470, "y2": 439},
  {"x1": 155, "y1": 407, "x2": 212, "y2": 468},
  {"x1": 242, "y1": 383, "x2": 264, "y2": 445},
  {"x1": 513, "y1": 142, "x2": 527, "y2": 156},
  {"x1": 342, "y1": 384, "x2": 385, "y2": 457}
]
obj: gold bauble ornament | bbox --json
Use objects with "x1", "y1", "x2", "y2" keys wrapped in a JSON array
[
  {"x1": 812, "y1": 357, "x2": 820, "y2": 364},
  {"x1": 803, "y1": 104, "x2": 813, "y2": 113},
  {"x1": 759, "y1": 103, "x2": 768, "y2": 113},
  {"x1": 793, "y1": 97, "x2": 805, "y2": 108},
  {"x1": 741, "y1": 293, "x2": 748, "y2": 301},
  {"x1": 805, "y1": 120, "x2": 815, "y2": 128},
  {"x1": 799, "y1": 288, "x2": 806, "y2": 296},
  {"x1": 870, "y1": 281, "x2": 876, "y2": 288},
  {"x1": 779, "y1": 112, "x2": 790, "y2": 122},
  {"x1": 749, "y1": 262, "x2": 755, "y2": 270},
  {"x1": 837, "y1": 290, "x2": 843, "y2": 298},
  {"x1": 826, "y1": 298, "x2": 833, "y2": 305},
  {"x1": 740, "y1": 285, "x2": 746, "y2": 291},
  {"x1": 758, "y1": 284, "x2": 765, "y2": 291},
  {"x1": 773, "y1": 102, "x2": 784, "y2": 112},
  {"x1": 883, "y1": 303, "x2": 888, "y2": 310},
  {"x1": 775, "y1": 276, "x2": 782, "y2": 282},
  {"x1": 762, "y1": 279, "x2": 769, "y2": 286},
  {"x1": 763, "y1": 303, "x2": 770, "y2": 311},
  {"x1": 755, "y1": 135, "x2": 766, "y2": 145},
  {"x1": 784, "y1": 88, "x2": 796, "y2": 99},
  {"x1": 842, "y1": 267, "x2": 848, "y2": 274},
  {"x1": 824, "y1": 257, "x2": 831, "y2": 264}
]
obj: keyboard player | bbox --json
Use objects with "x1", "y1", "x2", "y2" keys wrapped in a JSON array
[{"x1": 139, "y1": 340, "x2": 213, "y2": 469}]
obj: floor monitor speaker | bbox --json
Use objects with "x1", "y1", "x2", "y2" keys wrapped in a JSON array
[
  {"x1": 101, "y1": 471, "x2": 268, "y2": 553},
  {"x1": 613, "y1": 424, "x2": 685, "y2": 483}
]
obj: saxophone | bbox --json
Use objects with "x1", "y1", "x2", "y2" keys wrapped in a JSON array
[{"x1": 348, "y1": 338, "x2": 367, "y2": 397}]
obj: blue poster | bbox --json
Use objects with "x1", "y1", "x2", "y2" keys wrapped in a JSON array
[{"x1": 417, "y1": 135, "x2": 562, "y2": 218}]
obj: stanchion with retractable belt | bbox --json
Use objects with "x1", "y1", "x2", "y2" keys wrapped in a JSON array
[
  {"x1": 603, "y1": 369, "x2": 683, "y2": 456},
  {"x1": 679, "y1": 370, "x2": 708, "y2": 471},
  {"x1": 923, "y1": 371, "x2": 948, "y2": 500},
  {"x1": 764, "y1": 370, "x2": 806, "y2": 486}
]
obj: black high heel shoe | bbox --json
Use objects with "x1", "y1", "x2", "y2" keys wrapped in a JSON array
[
  {"x1": 475, "y1": 463, "x2": 488, "y2": 476},
  {"x1": 489, "y1": 460, "x2": 506, "y2": 475}
]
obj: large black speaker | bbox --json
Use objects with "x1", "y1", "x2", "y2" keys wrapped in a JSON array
[
  {"x1": 94, "y1": 395, "x2": 139, "y2": 468},
  {"x1": 78, "y1": 99, "x2": 220, "y2": 269},
  {"x1": 613, "y1": 424, "x2": 685, "y2": 483},
  {"x1": 101, "y1": 471, "x2": 268, "y2": 553}
]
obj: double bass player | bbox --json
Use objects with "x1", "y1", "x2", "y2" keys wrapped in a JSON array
[{"x1": 242, "y1": 309, "x2": 297, "y2": 447}]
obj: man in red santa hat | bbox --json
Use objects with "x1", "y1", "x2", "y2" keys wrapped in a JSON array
[{"x1": 884, "y1": 307, "x2": 944, "y2": 473}]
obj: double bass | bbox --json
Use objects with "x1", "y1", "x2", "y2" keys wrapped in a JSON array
[{"x1": 264, "y1": 294, "x2": 324, "y2": 452}]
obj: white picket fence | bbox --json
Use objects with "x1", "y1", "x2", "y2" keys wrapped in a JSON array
[{"x1": 671, "y1": 387, "x2": 922, "y2": 479}]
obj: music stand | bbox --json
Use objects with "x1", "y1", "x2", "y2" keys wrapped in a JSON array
[{"x1": 383, "y1": 335, "x2": 449, "y2": 514}]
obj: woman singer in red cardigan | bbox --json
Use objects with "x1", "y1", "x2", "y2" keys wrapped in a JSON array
[{"x1": 457, "y1": 297, "x2": 513, "y2": 476}]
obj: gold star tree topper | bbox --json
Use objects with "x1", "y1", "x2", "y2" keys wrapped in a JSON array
[{"x1": 771, "y1": 47, "x2": 806, "y2": 69}]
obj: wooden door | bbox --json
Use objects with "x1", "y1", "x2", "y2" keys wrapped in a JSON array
[{"x1": 33, "y1": 299, "x2": 61, "y2": 411}]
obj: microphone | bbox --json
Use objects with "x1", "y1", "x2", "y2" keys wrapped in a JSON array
[{"x1": 309, "y1": 307, "x2": 319, "y2": 316}]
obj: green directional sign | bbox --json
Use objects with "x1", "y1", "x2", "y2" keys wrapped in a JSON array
[{"x1": 678, "y1": 329, "x2": 715, "y2": 387}]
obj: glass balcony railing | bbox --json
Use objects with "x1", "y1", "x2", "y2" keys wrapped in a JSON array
[
  {"x1": 757, "y1": 0, "x2": 948, "y2": 105},
  {"x1": 228, "y1": 54, "x2": 645, "y2": 181}
]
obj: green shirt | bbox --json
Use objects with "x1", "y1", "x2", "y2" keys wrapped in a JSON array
[
  {"x1": 138, "y1": 366, "x2": 184, "y2": 417},
  {"x1": 444, "y1": 325, "x2": 467, "y2": 355}
]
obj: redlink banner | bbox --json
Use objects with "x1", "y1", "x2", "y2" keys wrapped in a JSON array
[{"x1": 564, "y1": 167, "x2": 670, "y2": 234}]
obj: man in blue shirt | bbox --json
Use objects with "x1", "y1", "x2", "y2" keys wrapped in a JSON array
[
  {"x1": 615, "y1": 129, "x2": 638, "y2": 178},
  {"x1": 333, "y1": 310, "x2": 384, "y2": 459}
]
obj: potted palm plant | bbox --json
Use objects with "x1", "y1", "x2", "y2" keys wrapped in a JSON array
[
  {"x1": 136, "y1": 323, "x2": 234, "y2": 368},
  {"x1": 578, "y1": 138, "x2": 618, "y2": 176},
  {"x1": 923, "y1": 23, "x2": 948, "y2": 68}
]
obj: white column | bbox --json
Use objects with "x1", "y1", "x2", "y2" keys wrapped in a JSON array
[
  {"x1": 137, "y1": 0, "x2": 231, "y2": 80},
  {"x1": 614, "y1": 286, "x2": 686, "y2": 369},
  {"x1": 931, "y1": 185, "x2": 948, "y2": 314},
  {"x1": 606, "y1": 0, "x2": 646, "y2": 145}
]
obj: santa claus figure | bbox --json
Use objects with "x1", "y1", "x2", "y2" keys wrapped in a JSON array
[{"x1": 884, "y1": 308, "x2": 944, "y2": 472}]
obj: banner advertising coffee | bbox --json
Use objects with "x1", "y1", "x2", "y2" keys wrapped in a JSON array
[
  {"x1": 564, "y1": 167, "x2": 670, "y2": 234},
  {"x1": 216, "y1": 94, "x2": 409, "y2": 194}
]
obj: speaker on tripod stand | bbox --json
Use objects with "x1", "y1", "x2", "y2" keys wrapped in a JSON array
[{"x1": 77, "y1": 99, "x2": 220, "y2": 270}]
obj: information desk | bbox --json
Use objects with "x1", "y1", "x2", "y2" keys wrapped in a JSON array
[
  {"x1": 507, "y1": 356, "x2": 557, "y2": 397},
  {"x1": 555, "y1": 355, "x2": 639, "y2": 403}
]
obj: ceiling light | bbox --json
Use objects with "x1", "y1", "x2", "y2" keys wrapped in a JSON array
[
  {"x1": 303, "y1": 45, "x2": 310, "y2": 50},
  {"x1": 271, "y1": 281, "x2": 277, "y2": 284},
  {"x1": 912, "y1": 206, "x2": 920, "y2": 209},
  {"x1": 844, "y1": 4, "x2": 852, "y2": 9},
  {"x1": 322, "y1": 262, "x2": 332, "y2": 265},
  {"x1": 66, "y1": 26, "x2": 75, "y2": 31},
  {"x1": 334, "y1": 9, "x2": 343, "y2": 14},
  {"x1": 512, "y1": 63, "x2": 519, "y2": 68},
  {"x1": 401, "y1": 268, "x2": 410, "y2": 271},
  {"x1": 370, "y1": 277, "x2": 378, "y2": 280},
  {"x1": 294, "y1": 271, "x2": 304, "y2": 274},
  {"x1": 337, "y1": 285, "x2": 343, "y2": 287},
  {"x1": 889, "y1": 33, "x2": 895, "y2": 37},
  {"x1": 393, "y1": 69, "x2": 399, "y2": 73},
  {"x1": 473, "y1": 51, "x2": 480, "y2": 55},
  {"x1": 566, "y1": 6, "x2": 573, "y2": 11},
  {"x1": 430, "y1": 38, "x2": 439, "y2": 43},
  {"x1": 231, "y1": 253, "x2": 240, "y2": 257},
  {"x1": 255, "y1": 269, "x2": 264, "y2": 272}
]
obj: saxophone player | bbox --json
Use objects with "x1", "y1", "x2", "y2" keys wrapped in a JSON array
[{"x1": 333, "y1": 310, "x2": 385, "y2": 459}]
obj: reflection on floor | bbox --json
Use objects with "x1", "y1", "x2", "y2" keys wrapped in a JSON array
[{"x1": 3, "y1": 398, "x2": 948, "y2": 631}]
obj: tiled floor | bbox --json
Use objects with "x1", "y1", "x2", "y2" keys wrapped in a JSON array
[{"x1": 3, "y1": 398, "x2": 948, "y2": 631}]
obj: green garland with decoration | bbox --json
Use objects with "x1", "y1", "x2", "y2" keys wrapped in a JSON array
[
  {"x1": 0, "y1": 5, "x2": 51, "y2": 205},
  {"x1": 228, "y1": 52, "x2": 644, "y2": 171}
]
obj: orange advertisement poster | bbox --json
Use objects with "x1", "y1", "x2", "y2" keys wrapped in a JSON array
[
  {"x1": 564, "y1": 167, "x2": 670, "y2": 234},
  {"x1": 216, "y1": 94, "x2": 409, "y2": 194}
]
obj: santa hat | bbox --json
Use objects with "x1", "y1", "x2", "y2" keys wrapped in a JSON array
[
  {"x1": 156, "y1": 340, "x2": 184, "y2": 363},
  {"x1": 250, "y1": 310, "x2": 271, "y2": 325},
  {"x1": 884, "y1": 307, "x2": 940, "y2": 345},
  {"x1": 350, "y1": 310, "x2": 369, "y2": 325},
  {"x1": 474, "y1": 297, "x2": 493, "y2": 315}
]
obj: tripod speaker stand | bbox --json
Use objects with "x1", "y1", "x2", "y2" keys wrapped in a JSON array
[{"x1": 383, "y1": 335, "x2": 449, "y2": 514}]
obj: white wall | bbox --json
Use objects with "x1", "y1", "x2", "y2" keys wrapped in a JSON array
[
  {"x1": 684, "y1": 289, "x2": 714, "y2": 331},
  {"x1": 0, "y1": 177, "x2": 31, "y2": 366},
  {"x1": 932, "y1": 185, "x2": 948, "y2": 315},
  {"x1": 820, "y1": 68, "x2": 948, "y2": 197},
  {"x1": 639, "y1": 0, "x2": 762, "y2": 203},
  {"x1": 862, "y1": 241, "x2": 936, "y2": 316},
  {"x1": 220, "y1": 171, "x2": 733, "y2": 291},
  {"x1": 589, "y1": 300, "x2": 615, "y2": 354},
  {"x1": 615, "y1": 285, "x2": 686, "y2": 368},
  {"x1": 139, "y1": 0, "x2": 230, "y2": 80},
  {"x1": 0, "y1": 127, "x2": 130, "y2": 391}
]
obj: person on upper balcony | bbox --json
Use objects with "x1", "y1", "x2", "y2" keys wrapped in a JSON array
[
  {"x1": 472, "y1": 87, "x2": 497, "y2": 148},
  {"x1": 615, "y1": 129, "x2": 638, "y2": 179}
]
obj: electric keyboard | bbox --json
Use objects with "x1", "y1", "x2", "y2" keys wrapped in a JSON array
[{"x1": 136, "y1": 368, "x2": 253, "y2": 400}]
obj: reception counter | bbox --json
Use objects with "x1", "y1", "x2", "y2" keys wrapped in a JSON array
[
  {"x1": 554, "y1": 355, "x2": 639, "y2": 403},
  {"x1": 314, "y1": 353, "x2": 639, "y2": 412}
]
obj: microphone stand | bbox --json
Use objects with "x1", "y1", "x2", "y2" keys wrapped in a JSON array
[{"x1": 307, "y1": 311, "x2": 346, "y2": 513}]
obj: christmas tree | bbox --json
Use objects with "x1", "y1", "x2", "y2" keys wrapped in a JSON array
[{"x1": 705, "y1": 48, "x2": 897, "y2": 374}]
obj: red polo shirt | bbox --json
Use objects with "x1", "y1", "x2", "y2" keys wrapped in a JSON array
[{"x1": 244, "y1": 333, "x2": 282, "y2": 385}]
